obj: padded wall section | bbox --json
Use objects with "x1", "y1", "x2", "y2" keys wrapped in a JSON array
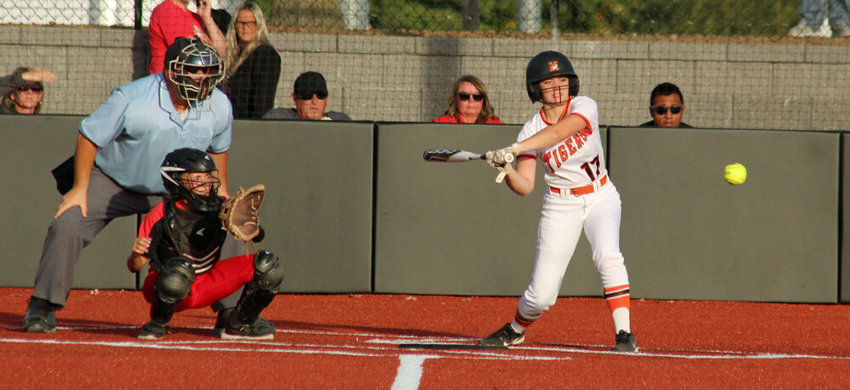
[
  {"x1": 228, "y1": 120, "x2": 374, "y2": 293},
  {"x1": 842, "y1": 134, "x2": 850, "y2": 303},
  {"x1": 609, "y1": 127, "x2": 839, "y2": 303},
  {"x1": 0, "y1": 115, "x2": 138, "y2": 289},
  {"x1": 373, "y1": 123, "x2": 604, "y2": 296}
]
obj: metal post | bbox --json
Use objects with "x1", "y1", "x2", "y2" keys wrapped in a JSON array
[
  {"x1": 135, "y1": 0, "x2": 143, "y2": 29},
  {"x1": 518, "y1": 0, "x2": 541, "y2": 33},
  {"x1": 550, "y1": 0, "x2": 559, "y2": 46},
  {"x1": 341, "y1": 0, "x2": 370, "y2": 30},
  {"x1": 463, "y1": 0, "x2": 480, "y2": 31}
]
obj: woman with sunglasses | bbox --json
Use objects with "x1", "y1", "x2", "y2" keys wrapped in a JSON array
[
  {"x1": 0, "y1": 67, "x2": 57, "y2": 115},
  {"x1": 221, "y1": 1, "x2": 281, "y2": 119},
  {"x1": 639, "y1": 82, "x2": 692, "y2": 128},
  {"x1": 433, "y1": 75, "x2": 503, "y2": 124}
]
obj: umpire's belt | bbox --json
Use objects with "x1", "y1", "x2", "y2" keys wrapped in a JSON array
[{"x1": 549, "y1": 175, "x2": 607, "y2": 196}]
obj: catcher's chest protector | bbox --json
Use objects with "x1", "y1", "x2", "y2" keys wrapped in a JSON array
[{"x1": 156, "y1": 201, "x2": 225, "y2": 268}]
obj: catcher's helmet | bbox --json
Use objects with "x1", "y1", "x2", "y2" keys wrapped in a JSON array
[
  {"x1": 525, "y1": 51, "x2": 580, "y2": 102},
  {"x1": 165, "y1": 37, "x2": 224, "y2": 108},
  {"x1": 160, "y1": 148, "x2": 222, "y2": 213}
]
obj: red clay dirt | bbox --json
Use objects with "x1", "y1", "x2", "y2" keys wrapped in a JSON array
[{"x1": 1, "y1": 287, "x2": 848, "y2": 389}]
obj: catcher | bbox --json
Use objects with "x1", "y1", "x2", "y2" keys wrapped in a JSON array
[{"x1": 127, "y1": 147, "x2": 283, "y2": 340}]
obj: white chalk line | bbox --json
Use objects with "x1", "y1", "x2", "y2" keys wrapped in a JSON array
[
  {"x1": 391, "y1": 354, "x2": 436, "y2": 390},
  {"x1": 2, "y1": 324, "x2": 848, "y2": 361}
]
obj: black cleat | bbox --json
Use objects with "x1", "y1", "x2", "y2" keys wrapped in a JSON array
[
  {"x1": 23, "y1": 297, "x2": 59, "y2": 333},
  {"x1": 138, "y1": 321, "x2": 169, "y2": 340},
  {"x1": 479, "y1": 323, "x2": 525, "y2": 347},
  {"x1": 221, "y1": 317, "x2": 275, "y2": 340},
  {"x1": 613, "y1": 330, "x2": 637, "y2": 352},
  {"x1": 213, "y1": 308, "x2": 234, "y2": 336}
]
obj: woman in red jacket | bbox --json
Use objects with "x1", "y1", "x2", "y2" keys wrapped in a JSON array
[{"x1": 433, "y1": 75, "x2": 504, "y2": 124}]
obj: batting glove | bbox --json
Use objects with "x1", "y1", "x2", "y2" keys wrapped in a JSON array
[
  {"x1": 493, "y1": 161, "x2": 513, "y2": 183},
  {"x1": 493, "y1": 143, "x2": 520, "y2": 165}
]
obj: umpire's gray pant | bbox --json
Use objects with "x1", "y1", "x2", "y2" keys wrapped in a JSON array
[{"x1": 32, "y1": 166, "x2": 243, "y2": 309}]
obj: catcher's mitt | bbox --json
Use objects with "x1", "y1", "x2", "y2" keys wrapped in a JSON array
[{"x1": 219, "y1": 184, "x2": 266, "y2": 241}]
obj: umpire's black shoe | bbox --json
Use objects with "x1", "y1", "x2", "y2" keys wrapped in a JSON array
[
  {"x1": 23, "y1": 297, "x2": 59, "y2": 333},
  {"x1": 613, "y1": 330, "x2": 637, "y2": 352},
  {"x1": 221, "y1": 317, "x2": 275, "y2": 340},
  {"x1": 479, "y1": 323, "x2": 525, "y2": 347},
  {"x1": 138, "y1": 321, "x2": 169, "y2": 340}
]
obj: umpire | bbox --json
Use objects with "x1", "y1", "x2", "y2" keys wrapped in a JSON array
[{"x1": 23, "y1": 37, "x2": 238, "y2": 333}]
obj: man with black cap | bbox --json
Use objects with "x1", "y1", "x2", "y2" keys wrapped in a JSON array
[
  {"x1": 22, "y1": 37, "x2": 238, "y2": 334},
  {"x1": 263, "y1": 71, "x2": 351, "y2": 120}
]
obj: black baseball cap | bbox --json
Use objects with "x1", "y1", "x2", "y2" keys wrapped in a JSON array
[
  {"x1": 164, "y1": 37, "x2": 194, "y2": 69},
  {"x1": 293, "y1": 71, "x2": 328, "y2": 99}
]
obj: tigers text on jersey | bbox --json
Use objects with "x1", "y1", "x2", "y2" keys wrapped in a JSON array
[{"x1": 516, "y1": 96, "x2": 607, "y2": 189}]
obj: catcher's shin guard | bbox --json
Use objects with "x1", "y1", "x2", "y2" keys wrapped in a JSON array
[
  {"x1": 252, "y1": 250, "x2": 285, "y2": 293},
  {"x1": 145, "y1": 296, "x2": 180, "y2": 336},
  {"x1": 148, "y1": 258, "x2": 195, "y2": 327},
  {"x1": 229, "y1": 250, "x2": 284, "y2": 327}
]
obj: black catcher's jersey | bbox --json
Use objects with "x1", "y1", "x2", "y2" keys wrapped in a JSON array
[{"x1": 141, "y1": 199, "x2": 227, "y2": 274}]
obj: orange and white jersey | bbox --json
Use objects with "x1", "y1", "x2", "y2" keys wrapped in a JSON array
[{"x1": 516, "y1": 96, "x2": 607, "y2": 189}]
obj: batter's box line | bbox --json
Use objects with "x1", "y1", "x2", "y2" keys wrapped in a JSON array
[{"x1": 521, "y1": 344, "x2": 850, "y2": 360}]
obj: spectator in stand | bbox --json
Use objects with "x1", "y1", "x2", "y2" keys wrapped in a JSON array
[
  {"x1": 788, "y1": 0, "x2": 850, "y2": 37},
  {"x1": 0, "y1": 67, "x2": 57, "y2": 114},
  {"x1": 433, "y1": 75, "x2": 503, "y2": 124},
  {"x1": 263, "y1": 71, "x2": 351, "y2": 121},
  {"x1": 148, "y1": 0, "x2": 227, "y2": 75},
  {"x1": 222, "y1": 1, "x2": 281, "y2": 119},
  {"x1": 639, "y1": 82, "x2": 692, "y2": 128}
]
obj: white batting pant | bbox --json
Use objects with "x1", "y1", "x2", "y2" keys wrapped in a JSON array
[{"x1": 516, "y1": 183, "x2": 630, "y2": 322}]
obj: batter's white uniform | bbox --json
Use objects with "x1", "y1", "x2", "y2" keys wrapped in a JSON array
[{"x1": 513, "y1": 96, "x2": 631, "y2": 327}]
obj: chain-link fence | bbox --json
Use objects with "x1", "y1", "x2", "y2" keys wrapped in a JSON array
[
  {"x1": 2, "y1": 1, "x2": 803, "y2": 35},
  {"x1": 2, "y1": 1, "x2": 850, "y2": 131}
]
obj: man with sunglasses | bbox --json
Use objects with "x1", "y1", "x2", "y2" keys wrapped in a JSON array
[
  {"x1": 0, "y1": 67, "x2": 57, "y2": 114},
  {"x1": 22, "y1": 37, "x2": 238, "y2": 334},
  {"x1": 640, "y1": 82, "x2": 692, "y2": 128},
  {"x1": 263, "y1": 71, "x2": 351, "y2": 121}
]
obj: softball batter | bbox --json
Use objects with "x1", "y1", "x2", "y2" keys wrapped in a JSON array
[{"x1": 480, "y1": 51, "x2": 636, "y2": 352}]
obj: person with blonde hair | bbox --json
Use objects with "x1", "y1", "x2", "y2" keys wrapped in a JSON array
[
  {"x1": 432, "y1": 75, "x2": 503, "y2": 124},
  {"x1": 0, "y1": 67, "x2": 57, "y2": 114},
  {"x1": 222, "y1": 1, "x2": 281, "y2": 119}
]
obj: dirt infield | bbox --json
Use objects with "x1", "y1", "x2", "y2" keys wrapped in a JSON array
[{"x1": 1, "y1": 287, "x2": 848, "y2": 389}]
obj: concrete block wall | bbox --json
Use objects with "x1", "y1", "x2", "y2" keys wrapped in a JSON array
[{"x1": 2, "y1": 25, "x2": 849, "y2": 130}]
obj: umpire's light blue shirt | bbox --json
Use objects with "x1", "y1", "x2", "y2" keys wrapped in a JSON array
[{"x1": 80, "y1": 73, "x2": 232, "y2": 194}]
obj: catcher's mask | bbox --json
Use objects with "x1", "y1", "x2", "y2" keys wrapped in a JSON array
[
  {"x1": 164, "y1": 37, "x2": 224, "y2": 109},
  {"x1": 525, "y1": 50, "x2": 580, "y2": 103},
  {"x1": 161, "y1": 148, "x2": 222, "y2": 213}
]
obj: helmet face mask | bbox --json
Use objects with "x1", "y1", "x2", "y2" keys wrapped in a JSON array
[
  {"x1": 166, "y1": 38, "x2": 224, "y2": 109},
  {"x1": 538, "y1": 77, "x2": 572, "y2": 105},
  {"x1": 526, "y1": 51, "x2": 580, "y2": 103},
  {"x1": 161, "y1": 148, "x2": 222, "y2": 213}
]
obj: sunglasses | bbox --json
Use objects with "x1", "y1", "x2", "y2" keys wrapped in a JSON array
[
  {"x1": 183, "y1": 65, "x2": 212, "y2": 74},
  {"x1": 18, "y1": 85, "x2": 43, "y2": 92},
  {"x1": 457, "y1": 92, "x2": 484, "y2": 102},
  {"x1": 651, "y1": 105, "x2": 683, "y2": 115},
  {"x1": 297, "y1": 91, "x2": 328, "y2": 100}
]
